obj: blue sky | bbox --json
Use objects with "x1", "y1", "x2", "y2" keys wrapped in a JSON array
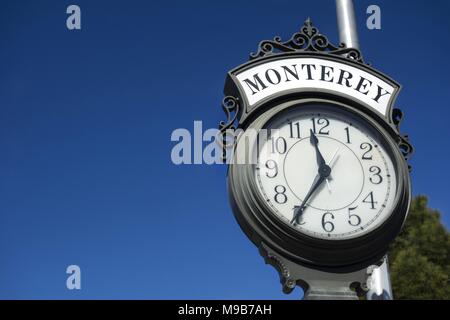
[{"x1": 0, "y1": 0, "x2": 449, "y2": 299}]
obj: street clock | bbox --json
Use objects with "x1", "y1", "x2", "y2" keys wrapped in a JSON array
[{"x1": 219, "y1": 20, "x2": 413, "y2": 294}]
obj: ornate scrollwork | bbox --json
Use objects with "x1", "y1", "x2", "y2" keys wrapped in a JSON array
[
  {"x1": 219, "y1": 96, "x2": 239, "y2": 133},
  {"x1": 217, "y1": 96, "x2": 240, "y2": 159},
  {"x1": 391, "y1": 108, "x2": 414, "y2": 170},
  {"x1": 250, "y1": 17, "x2": 364, "y2": 64},
  {"x1": 259, "y1": 243, "x2": 296, "y2": 294}
]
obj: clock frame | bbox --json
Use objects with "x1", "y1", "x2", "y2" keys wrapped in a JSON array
[{"x1": 228, "y1": 98, "x2": 411, "y2": 273}]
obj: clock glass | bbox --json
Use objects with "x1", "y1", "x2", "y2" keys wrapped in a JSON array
[{"x1": 254, "y1": 104, "x2": 398, "y2": 240}]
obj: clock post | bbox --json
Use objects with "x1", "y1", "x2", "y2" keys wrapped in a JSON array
[
  {"x1": 219, "y1": 1, "x2": 413, "y2": 300},
  {"x1": 336, "y1": 0, "x2": 394, "y2": 300}
]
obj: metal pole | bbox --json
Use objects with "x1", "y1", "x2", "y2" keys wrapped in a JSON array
[
  {"x1": 335, "y1": 1, "x2": 394, "y2": 300},
  {"x1": 366, "y1": 256, "x2": 394, "y2": 300},
  {"x1": 335, "y1": 0, "x2": 360, "y2": 49}
]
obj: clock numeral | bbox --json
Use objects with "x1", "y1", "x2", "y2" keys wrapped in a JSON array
[
  {"x1": 369, "y1": 166, "x2": 383, "y2": 184},
  {"x1": 271, "y1": 137, "x2": 287, "y2": 154},
  {"x1": 360, "y1": 142, "x2": 373, "y2": 160},
  {"x1": 321, "y1": 212, "x2": 335, "y2": 232},
  {"x1": 363, "y1": 191, "x2": 378, "y2": 209},
  {"x1": 311, "y1": 117, "x2": 330, "y2": 135},
  {"x1": 348, "y1": 206, "x2": 361, "y2": 226},
  {"x1": 289, "y1": 121, "x2": 301, "y2": 139},
  {"x1": 274, "y1": 185, "x2": 287, "y2": 204},
  {"x1": 344, "y1": 127, "x2": 351, "y2": 144},
  {"x1": 265, "y1": 160, "x2": 278, "y2": 178}
]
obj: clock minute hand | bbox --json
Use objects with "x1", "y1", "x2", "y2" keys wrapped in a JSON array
[
  {"x1": 291, "y1": 137, "x2": 332, "y2": 225},
  {"x1": 291, "y1": 130, "x2": 332, "y2": 225},
  {"x1": 291, "y1": 174, "x2": 325, "y2": 225}
]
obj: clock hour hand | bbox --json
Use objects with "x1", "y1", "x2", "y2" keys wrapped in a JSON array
[
  {"x1": 310, "y1": 129, "x2": 326, "y2": 167},
  {"x1": 311, "y1": 130, "x2": 338, "y2": 193}
]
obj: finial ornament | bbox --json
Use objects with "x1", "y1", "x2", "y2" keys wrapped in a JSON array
[
  {"x1": 250, "y1": 18, "x2": 364, "y2": 63},
  {"x1": 305, "y1": 17, "x2": 314, "y2": 36}
]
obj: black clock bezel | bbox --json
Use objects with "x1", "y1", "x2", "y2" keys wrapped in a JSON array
[{"x1": 228, "y1": 97, "x2": 411, "y2": 273}]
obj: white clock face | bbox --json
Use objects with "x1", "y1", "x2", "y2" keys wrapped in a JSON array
[{"x1": 254, "y1": 106, "x2": 398, "y2": 240}]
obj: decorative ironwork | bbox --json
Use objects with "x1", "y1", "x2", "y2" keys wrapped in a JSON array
[
  {"x1": 217, "y1": 96, "x2": 240, "y2": 160},
  {"x1": 258, "y1": 242, "x2": 368, "y2": 297},
  {"x1": 391, "y1": 108, "x2": 414, "y2": 170},
  {"x1": 250, "y1": 17, "x2": 364, "y2": 64},
  {"x1": 259, "y1": 243, "x2": 296, "y2": 294},
  {"x1": 219, "y1": 96, "x2": 240, "y2": 133}
]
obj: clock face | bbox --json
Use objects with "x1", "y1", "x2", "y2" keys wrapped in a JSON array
[{"x1": 254, "y1": 105, "x2": 398, "y2": 240}]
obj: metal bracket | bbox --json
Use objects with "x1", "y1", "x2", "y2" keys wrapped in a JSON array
[{"x1": 259, "y1": 243, "x2": 388, "y2": 300}]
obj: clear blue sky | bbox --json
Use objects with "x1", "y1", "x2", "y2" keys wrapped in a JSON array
[{"x1": 0, "y1": 0, "x2": 449, "y2": 299}]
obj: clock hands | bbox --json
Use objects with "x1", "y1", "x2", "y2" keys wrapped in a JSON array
[
  {"x1": 325, "y1": 178, "x2": 332, "y2": 193},
  {"x1": 325, "y1": 147, "x2": 340, "y2": 192},
  {"x1": 310, "y1": 129, "x2": 334, "y2": 192},
  {"x1": 328, "y1": 147, "x2": 340, "y2": 168},
  {"x1": 291, "y1": 131, "x2": 332, "y2": 225},
  {"x1": 291, "y1": 174, "x2": 326, "y2": 225},
  {"x1": 310, "y1": 129, "x2": 325, "y2": 166}
]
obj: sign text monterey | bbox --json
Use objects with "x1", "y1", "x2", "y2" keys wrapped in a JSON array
[{"x1": 237, "y1": 57, "x2": 394, "y2": 116}]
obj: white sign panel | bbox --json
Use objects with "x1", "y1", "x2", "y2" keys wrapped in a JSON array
[{"x1": 235, "y1": 57, "x2": 395, "y2": 116}]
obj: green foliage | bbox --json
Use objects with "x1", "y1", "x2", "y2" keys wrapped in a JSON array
[{"x1": 388, "y1": 195, "x2": 450, "y2": 299}]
